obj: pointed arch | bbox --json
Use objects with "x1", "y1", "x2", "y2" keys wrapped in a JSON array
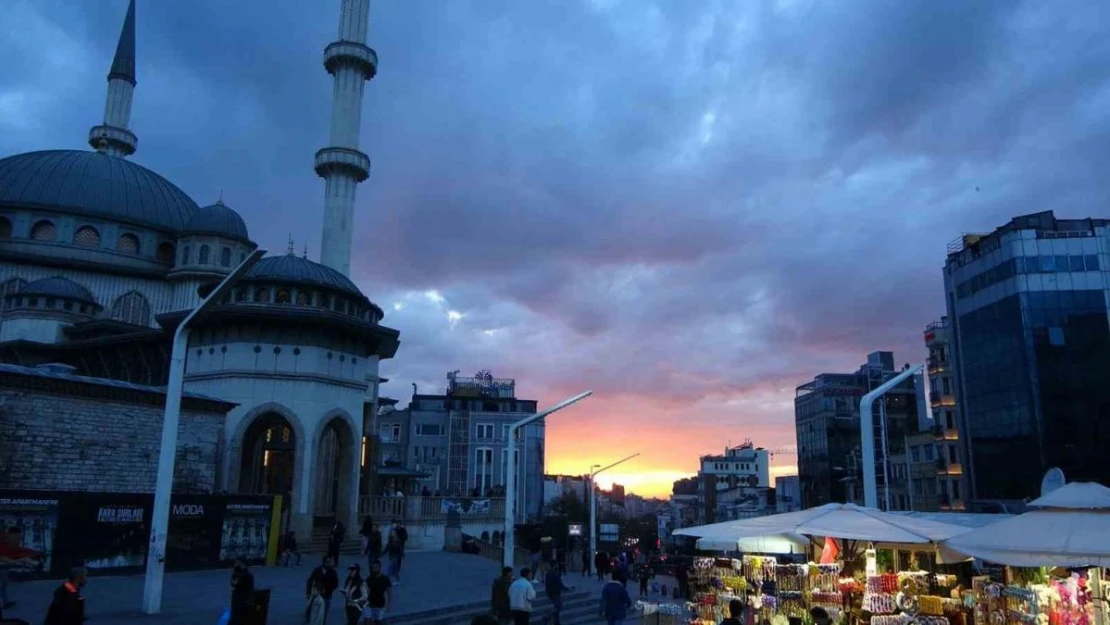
[
  {"x1": 198, "y1": 245, "x2": 211, "y2": 264},
  {"x1": 30, "y1": 220, "x2": 56, "y2": 241},
  {"x1": 110, "y1": 291, "x2": 151, "y2": 326},
  {"x1": 311, "y1": 408, "x2": 361, "y2": 523}
]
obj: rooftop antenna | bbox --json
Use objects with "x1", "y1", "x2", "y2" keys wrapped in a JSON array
[
  {"x1": 302, "y1": 244, "x2": 308, "y2": 259},
  {"x1": 287, "y1": 234, "x2": 295, "y2": 255},
  {"x1": 218, "y1": 189, "x2": 224, "y2": 204}
]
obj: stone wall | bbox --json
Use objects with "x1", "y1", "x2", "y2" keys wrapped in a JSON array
[{"x1": 0, "y1": 389, "x2": 225, "y2": 493}]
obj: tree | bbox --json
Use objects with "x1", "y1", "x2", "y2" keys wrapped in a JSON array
[{"x1": 547, "y1": 491, "x2": 588, "y2": 521}]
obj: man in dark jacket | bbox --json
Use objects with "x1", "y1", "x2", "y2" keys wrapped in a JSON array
[
  {"x1": 229, "y1": 559, "x2": 254, "y2": 625},
  {"x1": 490, "y1": 567, "x2": 513, "y2": 625},
  {"x1": 43, "y1": 567, "x2": 86, "y2": 625},
  {"x1": 306, "y1": 556, "x2": 340, "y2": 623},
  {"x1": 600, "y1": 577, "x2": 632, "y2": 625},
  {"x1": 327, "y1": 522, "x2": 345, "y2": 565},
  {"x1": 545, "y1": 566, "x2": 572, "y2": 625}
]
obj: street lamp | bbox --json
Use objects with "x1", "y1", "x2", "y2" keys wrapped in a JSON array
[
  {"x1": 589, "y1": 452, "x2": 640, "y2": 573},
  {"x1": 859, "y1": 363, "x2": 922, "y2": 509},
  {"x1": 142, "y1": 248, "x2": 266, "y2": 614},
  {"x1": 503, "y1": 390, "x2": 593, "y2": 568}
]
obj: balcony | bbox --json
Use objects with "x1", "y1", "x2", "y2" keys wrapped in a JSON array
[
  {"x1": 929, "y1": 391, "x2": 956, "y2": 407},
  {"x1": 926, "y1": 356, "x2": 949, "y2": 373},
  {"x1": 358, "y1": 495, "x2": 505, "y2": 524},
  {"x1": 933, "y1": 426, "x2": 960, "y2": 442},
  {"x1": 936, "y1": 461, "x2": 963, "y2": 476}
]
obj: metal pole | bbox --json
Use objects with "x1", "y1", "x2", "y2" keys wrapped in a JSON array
[
  {"x1": 503, "y1": 391, "x2": 593, "y2": 568},
  {"x1": 588, "y1": 453, "x2": 640, "y2": 575},
  {"x1": 142, "y1": 249, "x2": 265, "y2": 614},
  {"x1": 859, "y1": 364, "x2": 922, "y2": 508},
  {"x1": 879, "y1": 397, "x2": 892, "y2": 511}
]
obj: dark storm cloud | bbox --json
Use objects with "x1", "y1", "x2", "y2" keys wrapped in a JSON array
[{"x1": 3, "y1": 0, "x2": 1109, "y2": 487}]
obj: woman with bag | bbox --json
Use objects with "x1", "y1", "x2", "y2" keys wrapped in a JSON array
[
  {"x1": 305, "y1": 580, "x2": 327, "y2": 625},
  {"x1": 339, "y1": 564, "x2": 368, "y2": 625}
]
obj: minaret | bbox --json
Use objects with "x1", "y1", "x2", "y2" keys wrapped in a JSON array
[
  {"x1": 315, "y1": 0, "x2": 377, "y2": 277},
  {"x1": 89, "y1": 0, "x2": 138, "y2": 158}
]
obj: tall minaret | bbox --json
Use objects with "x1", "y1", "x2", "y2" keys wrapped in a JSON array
[
  {"x1": 89, "y1": 0, "x2": 138, "y2": 158},
  {"x1": 316, "y1": 0, "x2": 377, "y2": 276}
]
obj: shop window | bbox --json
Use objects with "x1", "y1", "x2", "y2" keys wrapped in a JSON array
[
  {"x1": 221, "y1": 247, "x2": 232, "y2": 267},
  {"x1": 110, "y1": 291, "x2": 151, "y2": 326},
  {"x1": 0, "y1": 216, "x2": 11, "y2": 238},
  {"x1": 74, "y1": 226, "x2": 101, "y2": 247},
  {"x1": 30, "y1": 220, "x2": 56, "y2": 241},
  {"x1": 198, "y1": 245, "x2": 211, "y2": 264},
  {"x1": 116, "y1": 233, "x2": 140, "y2": 254},
  {"x1": 157, "y1": 242, "x2": 175, "y2": 264}
]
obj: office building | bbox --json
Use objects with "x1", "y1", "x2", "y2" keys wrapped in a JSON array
[
  {"x1": 775, "y1": 475, "x2": 802, "y2": 513},
  {"x1": 944, "y1": 211, "x2": 1110, "y2": 504},
  {"x1": 924, "y1": 318, "x2": 968, "y2": 509}
]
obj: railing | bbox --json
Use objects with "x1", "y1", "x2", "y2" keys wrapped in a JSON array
[
  {"x1": 358, "y1": 496, "x2": 505, "y2": 523},
  {"x1": 925, "y1": 355, "x2": 948, "y2": 372},
  {"x1": 928, "y1": 392, "x2": 956, "y2": 407},
  {"x1": 935, "y1": 461, "x2": 963, "y2": 476}
]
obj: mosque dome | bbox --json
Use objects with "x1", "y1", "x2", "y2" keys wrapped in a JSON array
[
  {"x1": 0, "y1": 150, "x2": 198, "y2": 231},
  {"x1": 18, "y1": 276, "x2": 97, "y2": 304},
  {"x1": 182, "y1": 201, "x2": 250, "y2": 242},
  {"x1": 245, "y1": 255, "x2": 366, "y2": 299}
]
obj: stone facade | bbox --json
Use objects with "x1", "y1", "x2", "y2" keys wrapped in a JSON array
[{"x1": 0, "y1": 364, "x2": 234, "y2": 494}]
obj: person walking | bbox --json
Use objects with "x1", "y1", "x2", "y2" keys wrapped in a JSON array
[
  {"x1": 508, "y1": 568, "x2": 536, "y2": 625},
  {"x1": 490, "y1": 567, "x2": 513, "y2": 625},
  {"x1": 721, "y1": 599, "x2": 746, "y2": 625},
  {"x1": 363, "y1": 520, "x2": 382, "y2": 573},
  {"x1": 594, "y1": 551, "x2": 607, "y2": 582},
  {"x1": 544, "y1": 563, "x2": 572, "y2": 625},
  {"x1": 327, "y1": 521, "x2": 346, "y2": 566},
  {"x1": 228, "y1": 559, "x2": 255, "y2": 625},
  {"x1": 306, "y1": 556, "x2": 340, "y2": 624},
  {"x1": 42, "y1": 566, "x2": 86, "y2": 625},
  {"x1": 384, "y1": 529, "x2": 401, "y2": 585},
  {"x1": 364, "y1": 560, "x2": 392, "y2": 625},
  {"x1": 580, "y1": 549, "x2": 590, "y2": 578},
  {"x1": 305, "y1": 580, "x2": 328, "y2": 625},
  {"x1": 339, "y1": 564, "x2": 368, "y2": 625},
  {"x1": 637, "y1": 565, "x2": 651, "y2": 597},
  {"x1": 599, "y1": 576, "x2": 632, "y2": 625}
]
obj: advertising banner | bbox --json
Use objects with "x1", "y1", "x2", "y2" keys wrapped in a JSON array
[
  {"x1": 219, "y1": 497, "x2": 274, "y2": 563},
  {"x1": 56, "y1": 492, "x2": 151, "y2": 576},
  {"x1": 0, "y1": 492, "x2": 60, "y2": 578},
  {"x1": 440, "y1": 498, "x2": 491, "y2": 515},
  {"x1": 167, "y1": 495, "x2": 222, "y2": 570}
]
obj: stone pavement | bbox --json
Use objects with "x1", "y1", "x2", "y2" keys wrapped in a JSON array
[{"x1": 3, "y1": 553, "x2": 680, "y2": 625}]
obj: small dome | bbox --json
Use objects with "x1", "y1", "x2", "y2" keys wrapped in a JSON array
[
  {"x1": 182, "y1": 200, "x2": 250, "y2": 241},
  {"x1": 0, "y1": 150, "x2": 198, "y2": 231},
  {"x1": 18, "y1": 276, "x2": 97, "y2": 303},
  {"x1": 245, "y1": 255, "x2": 365, "y2": 298}
]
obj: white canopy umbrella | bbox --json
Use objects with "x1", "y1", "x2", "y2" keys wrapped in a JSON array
[
  {"x1": 675, "y1": 503, "x2": 972, "y2": 546},
  {"x1": 694, "y1": 532, "x2": 810, "y2": 554},
  {"x1": 939, "y1": 482, "x2": 1110, "y2": 567}
]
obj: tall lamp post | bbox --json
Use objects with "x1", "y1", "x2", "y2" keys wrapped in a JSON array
[
  {"x1": 142, "y1": 248, "x2": 266, "y2": 614},
  {"x1": 859, "y1": 364, "x2": 922, "y2": 509},
  {"x1": 589, "y1": 452, "x2": 640, "y2": 573},
  {"x1": 503, "y1": 390, "x2": 593, "y2": 568}
]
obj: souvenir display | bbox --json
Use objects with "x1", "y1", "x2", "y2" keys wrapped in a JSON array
[
  {"x1": 688, "y1": 556, "x2": 846, "y2": 624},
  {"x1": 636, "y1": 601, "x2": 687, "y2": 625}
]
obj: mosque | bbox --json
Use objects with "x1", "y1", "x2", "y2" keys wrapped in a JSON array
[{"x1": 0, "y1": 0, "x2": 396, "y2": 536}]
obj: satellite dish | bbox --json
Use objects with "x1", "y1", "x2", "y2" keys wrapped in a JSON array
[{"x1": 1040, "y1": 467, "x2": 1066, "y2": 497}]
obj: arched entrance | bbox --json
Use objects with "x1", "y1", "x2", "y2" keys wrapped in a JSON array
[
  {"x1": 313, "y1": 416, "x2": 356, "y2": 527},
  {"x1": 240, "y1": 413, "x2": 296, "y2": 498}
]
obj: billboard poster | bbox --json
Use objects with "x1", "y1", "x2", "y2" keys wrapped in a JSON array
[
  {"x1": 219, "y1": 498, "x2": 273, "y2": 563},
  {"x1": 64, "y1": 494, "x2": 151, "y2": 575},
  {"x1": 166, "y1": 495, "x2": 222, "y2": 569},
  {"x1": 0, "y1": 493, "x2": 59, "y2": 578}
]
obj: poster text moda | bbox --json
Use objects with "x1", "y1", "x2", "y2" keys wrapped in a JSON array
[{"x1": 0, "y1": 490, "x2": 280, "y2": 578}]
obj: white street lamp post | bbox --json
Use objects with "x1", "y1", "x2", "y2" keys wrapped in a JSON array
[
  {"x1": 589, "y1": 452, "x2": 640, "y2": 574},
  {"x1": 142, "y1": 248, "x2": 266, "y2": 614},
  {"x1": 859, "y1": 364, "x2": 922, "y2": 509},
  {"x1": 503, "y1": 390, "x2": 593, "y2": 569}
]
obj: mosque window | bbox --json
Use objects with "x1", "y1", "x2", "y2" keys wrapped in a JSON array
[
  {"x1": 74, "y1": 226, "x2": 101, "y2": 247},
  {"x1": 255, "y1": 288, "x2": 271, "y2": 303},
  {"x1": 110, "y1": 291, "x2": 152, "y2": 326},
  {"x1": 157, "y1": 242, "x2": 176, "y2": 264},
  {"x1": 221, "y1": 247, "x2": 232, "y2": 268},
  {"x1": 235, "y1": 287, "x2": 250, "y2": 302},
  {"x1": 181, "y1": 246, "x2": 191, "y2": 265},
  {"x1": 0, "y1": 279, "x2": 26, "y2": 308},
  {"x1": 199, "y1": 245, "x2": 211, "y2": 264},
  {"x1": 296, "y1": 290, "x2": 311, "y2": 306},
  {"x1": 116, "y1": 233, "x2": 140, "y2": 254},
  {"x1": 30, "y1": 220, "x2": 56, "y2": 241},
  {"x1": 0, "y1": 217, "x2": 11, "y2": 238},
  {"x1": 275, "y1": 288, "x2": 291, "y2": 304}
]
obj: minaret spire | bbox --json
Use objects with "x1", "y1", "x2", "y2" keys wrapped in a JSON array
[
  {"x1": 315, "y1": 0, "x2": 377, "y2": 277},
  {"x1": 89, "y1": 0, "x2": 138, "y2": 158}
]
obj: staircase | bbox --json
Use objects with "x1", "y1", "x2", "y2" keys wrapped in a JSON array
[
  {"x1": 387, "y1": 587, "x2": 602, "y2": 625},
  {"x1": 305, "y1": 527, "x2": 363, "y2": 557}
]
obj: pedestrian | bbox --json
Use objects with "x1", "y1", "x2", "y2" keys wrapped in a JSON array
[
  {"x1": 228, "y1": 558, "x2": 254, "y2": 625},
  {"x1": 544, "y1": 563, "x2": 572, "y2": 625},
  {"x1": 364, "y1": 560, "x2": 391, "y2": 625},
  {"x1": 362, "y1": 520, "x2": 382, "y2": 573},
  {"x1": 720, "y1": 599, "x2": 745, "y2": 625},
  {"x1": 810, "y1": 607, "x2": 831, "y2": 625},
  {"x1": 508, "y1": 568, "x2": 536, "y2": 625},
  {"x1": 42, "y1": 566, "x2": 86, "y2": 625},
  {"x1": 580, "y1": 549, "x2": 590, "y2": 577},
  {"x1": 384, "y1": 529, "x2": 401, "y2": 584},
  {"x1": 283, "y1": 531, "x2": 302, "y2": 567},
  {"x1": 637, "y1": 566, "x2": 651, "y2": 597},
  {"x1": 599, "y1": 575, "x2": 632, "y2": 625},
  {"x1": 305, "y1": 580, "x2": 328, "y2": 625},
  {"x1": 490, "y1": 567, "x2": 513, "y2": 625},
  {"x1": 556, "y1": 548, "x2": 567, "y2": 576},
  {"x1": 594, "y1": 552, "x2": 606, "y2": 581},
  {"x1": 306, "y1": 556, "x2": 340, "y2": 624},
  {"x1": 327, "y1": 521, "x2": 346, "y2": 565},
  {"x1": 392, "y1": 520, "x2": 408, "y2": 584},
  {"x1": 340, "y1": 564, "x2": 368, "y2": 625}
]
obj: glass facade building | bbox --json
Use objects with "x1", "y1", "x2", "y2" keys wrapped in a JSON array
[{"x1": 944, "y1": 211, "x2": 1110, "y2": 503}]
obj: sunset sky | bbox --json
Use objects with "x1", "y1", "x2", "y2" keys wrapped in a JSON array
[{"x1": 4, "y1": 1, "x2": 1107, "y2": 498}]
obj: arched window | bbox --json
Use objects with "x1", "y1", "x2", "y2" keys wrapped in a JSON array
[
  {"x1": 220, "y1": 247, "x2": 232, "y2": 267},
  {"x1": 30, "y1": 220, "x2": 56, "y2": 241},
  {"x1": 254, "y1": 288, "x2": 270, "y2": 303},
  {"x1": 275, "y1": 288, "x2": 291, "y2": 304},
  {"x1": 198, "y1": 245, "x2": 211, "y2": 264},
  {"x1": 110, "y1": 291, "x2": 151, "y2": 326},
  {"x1": 0, "y1": 217, "x2": 11, "y2": 238},
  {"x1": 1, "y1": 278, "x2": 26, "y2": 310},
  {"x1": 235, "y1": 287, "x2": 250, "y2": 302},
  {"x1": 157, "y1": 242, "x2": 176, "y2": 264},
  {"x1": 116, "y1": 233, "x2": 140, "y2": 254},
  {"x1": 74, "y1": 226, "x2": 101, "y2": 247},
  {"x1": 181, "y1": 245, "x2": 191, "y2": 265},
  {"x1": 296, "y1": 290, "x2": 311, "y2": 306}
]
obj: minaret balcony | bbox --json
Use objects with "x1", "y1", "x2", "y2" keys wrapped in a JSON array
[
  {"x1": 315, "y1": 147, "x2": 371, "y2": 182},
  {"x1": 88, "y1": 125, "x2": 137, "y2": 156},
  {"x1": 323, "y1": 41, "x2": 378, "y2": 80}
]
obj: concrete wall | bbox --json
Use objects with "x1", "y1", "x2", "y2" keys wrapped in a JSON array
[{"x1": 0, "y1": 389, "x2": 224, "y2": 493}]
